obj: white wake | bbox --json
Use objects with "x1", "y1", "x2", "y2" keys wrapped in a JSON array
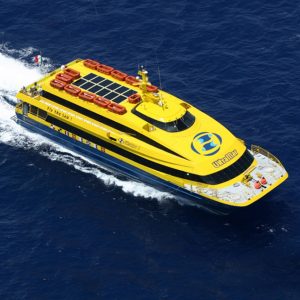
[{"x1": 0, "y1": 45, "x2": 173, "y2": 201}]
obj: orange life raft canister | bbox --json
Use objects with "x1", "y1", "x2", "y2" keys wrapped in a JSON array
[
  {"x1": 127, "y1": 93, "x2": 141, "y2": 104},
  {"x1": 64, "y1": 84, "x2": 81, "y2": 96},
  {"x1": 50, "y1": 79, "x2": 66, "y2": 90},
  {"x1": 111, "y1": 70, "x2": 127, "y2": 81},
  {"x1": 64, "y1": 68, "x2": 80, "y2": 80},
  {"x1": 125, "y1": 76, "x2": 139, "y2": 85},
  {"x1": 147, "y1": 85, "x2": 159, "y2": 93},
  {"x1": 78, "y1": 91, "x2": 96, "y2": 102},
  {"x1": 56, "y1": 73, "x2": 73, "y2": 84},
  {"x1": 93, "y1": 97, "x2": 111, "y2": 108},
  {"x1": 97, "y1": 64, "x2": 114, "y2": 75},
  {"x1": 84, "y1": 59, "x2": 99, "y2": 70},
  {"x1": 107, "y1": 102, "x2": 127, "y2": 115}
]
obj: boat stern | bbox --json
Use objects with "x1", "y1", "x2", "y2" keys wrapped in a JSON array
[{"x1": 184, "y1": 145, "x2": 288, "y2": 207}]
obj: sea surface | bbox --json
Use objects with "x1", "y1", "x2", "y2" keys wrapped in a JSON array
[{"x1": 0, "y1": 0, "x2": 299, "y2": 299}]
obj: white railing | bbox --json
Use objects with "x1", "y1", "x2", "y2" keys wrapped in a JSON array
[{"x1": 251, "y1": 145, "x2": 283, "y2": 167}]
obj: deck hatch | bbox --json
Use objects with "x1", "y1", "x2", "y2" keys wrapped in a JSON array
[{"x1": 73, "y1": 73, "x2": 136, "y2": 103}]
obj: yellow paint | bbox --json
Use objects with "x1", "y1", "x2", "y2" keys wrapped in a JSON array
[{"x1": 15, "y1": 58, "x2": 288, "y2": 207}]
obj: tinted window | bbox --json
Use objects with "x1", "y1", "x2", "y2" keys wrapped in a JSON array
[
  {"x1": 29, "y1": 105, "x2": 38, "y2": 115},
  {"x1": 201, "y1": 150, "x2": 254, "y2": 185},
  {"x1": 133, "y1": 108, "x2": 195, "y2": 132}
]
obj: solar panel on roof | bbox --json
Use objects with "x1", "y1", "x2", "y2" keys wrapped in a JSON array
[
  {"x1": 81, "y1": 82, "x2": 93, "y2": 90},
  {"x1": 108, "y1": 83, "x2": 119, "y2": 90},
  {"x1": 105, "y1": 91, "x2": 119, "y2": 100},
  {"x1": 73, "y1": 79, "x2": 87, "y2": 86},
  {"x1": 89, "y1": 86, "x2": 102, "y2": 93},
  {"x1": 91, "y1": 76, "x2": 103, "y2": 84},
  {"x1": 123, "y1": 90, "x2": 136, "y2": 97},
  {"x1": 84, "y1": 73, "x2": 97, "y2": 80},
  {"x1": 101, "y1": 79, "x2": 113, "y2": 87},
  {"x1": 96, "y1": 88, "x2": 110, "y2": 96},
  {"x1": 113, "y1": 95, "x2": 127, "y2": 103},
  {"x1": 73, "y1": 73, "x2": 137, "y2": 103},
  {"x1": 114, "y1": 86, "x2": 127, "y2": 93}
]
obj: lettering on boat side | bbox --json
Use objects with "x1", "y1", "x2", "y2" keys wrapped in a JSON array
[
  {"x1": 46, "y1": 106, "x2": 71, "y2": 120},
  {"x1": 40, "y1": 100, "x2": 109, "y2": 132},
  {"x1": 212, "y1": 150, "x2": 238, "y2": 168}
]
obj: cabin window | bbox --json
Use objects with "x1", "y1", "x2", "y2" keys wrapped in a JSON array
[
  {"x1": 23, "y1": 103, "x2": 29, "y2": 116},
  {"x1": 27, "y1": 104, "x2": 48, "y2": 120},
  {"x1": 199, "y1": 150, "x2": 254, "y2": 185},
  {"x1": 38, "y1": 109, "x2": 47, "y2": 120},
  {"x1": 29, "y1": 105, "x2": 38, "y2": 115},
  {"x1": 41, "y1": 90, "x2": 184, "y2": 158},
  {"x1": 45, "y1": 114, "x2": 254, "y2": 185},
  {"x1": 132, "y1": 108, "x2": 195, "y2": 132}
]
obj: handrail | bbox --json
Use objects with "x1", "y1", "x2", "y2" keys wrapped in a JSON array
[
  {"x1": 16, "y1": 102, "x2": 22, "y2": 109},
  {"x1": 251, "y1": 145, "x2": 283, "y2": 167}
]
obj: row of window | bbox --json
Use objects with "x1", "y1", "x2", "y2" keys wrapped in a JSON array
[
  {"x1": 28, "y1": 104, "x2": 48, "y2": 119},
  {"x1": 22, "y1": 102, "x2": 254, "y2": 185},
  {"x1": 41, "y1": 90, "x2": 184, "y2": 158}
]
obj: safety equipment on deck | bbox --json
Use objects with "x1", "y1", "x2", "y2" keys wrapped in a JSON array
[
  {"x1": 111, "y1": 70, "x2": 127, "y2": 81},
  {"x1": 83, "y1": 59, "x2": 100, "y2": 69},
  {"x1": 50, "y1": 79, "x2": 66, "y2": 90},
  {"x1": 64, "y1": 84, "x2": 81, "y2": 96},
  {"x1": 107, "y1": 102, "x2": 127, "y2": 115}
]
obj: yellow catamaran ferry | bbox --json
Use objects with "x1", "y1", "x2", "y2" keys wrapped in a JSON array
[{"x1": 15, "y1": 58, "x2": 288, "y2": 210}]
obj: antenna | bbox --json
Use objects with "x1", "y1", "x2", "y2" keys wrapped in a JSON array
[{"x1": 155, "y1": 54, "x2": 162, "y2": 90}]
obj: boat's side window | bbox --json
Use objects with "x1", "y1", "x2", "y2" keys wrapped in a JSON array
[
  {"x1": 29, "y1": 105, "x2": 38, "y2": 116},
  {"x1": 38, "y1": 109, "x2": 47, "y2": 120},
  {"x1": 202, "y1": 150, "x2": 254, "y2": 184},
  {"x1": 26, "y1": 104, "x2": 48, "y2": 120},
  {"x1": 23, "y1": 103, "x2": 29, "y2": 116}
]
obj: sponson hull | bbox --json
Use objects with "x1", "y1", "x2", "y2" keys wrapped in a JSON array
[{"x1": 15, "y1": 58, "x2": 288, "y2": 208}]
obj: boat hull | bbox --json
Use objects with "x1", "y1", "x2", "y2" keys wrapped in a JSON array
[{"x1": 15, "y1": 113, "x2": 240, "y2": 214}]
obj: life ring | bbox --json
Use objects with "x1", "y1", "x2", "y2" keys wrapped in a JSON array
[
  {"x1": 111, "y1": 70, "x2": 127, "y2": 81},
  {"x1": 56, "y1": 73, "x2": 73, "y2": 84},
  {"x1": 50, "y1": 79, "x2": 66, "y2": 90},
  {"x1": 107, "y1": 102, "x2": 127, "y2": 115},
  {"x1": 93, "y1": 96, "x2": 111, "y2": 108},
  {"x1": 64, "y1": 84, "x2": 81, "y2": 96},
  {"x1": 146, "y1": 85, "x2": 158, "y2": 93},
  {"x1": 83, "y1": 59, "x2": 100, "y2": 70},
  {"x1": 78, "y1": 91, "x2": 96, "y2": 102},
  {"x1": 64, "y1": 68, "x2": 80, "y2": 80},
  {"x1": 127, "y1": 93, "x2": 141, "y2": 104},
  {"x1": 97, "y1": 64, "x2": 114, "y2": 75},
  {"x1": 125, "y1": 75, "x2": 139, "y2": 85}
]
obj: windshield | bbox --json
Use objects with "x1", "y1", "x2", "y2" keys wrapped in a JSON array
[{"x1": 133, "y1": 109, "x2": 195, "y2": 132}]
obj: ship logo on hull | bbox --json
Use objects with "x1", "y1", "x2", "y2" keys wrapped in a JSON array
[{"x1": 191, "y1": 132, "x2": 222, "y2": 156}]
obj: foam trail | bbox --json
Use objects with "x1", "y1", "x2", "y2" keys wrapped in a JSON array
[
  {"x1": 0, "y1": 47, "x2": 173, "y2": 201},
  {"x1": 0, "y1": 53, "x2": 41, "y2": 95}
]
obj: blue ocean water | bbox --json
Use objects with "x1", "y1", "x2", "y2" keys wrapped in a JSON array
[{"x1": 0, "y1": 0, "x2": 299, "y2": 299}]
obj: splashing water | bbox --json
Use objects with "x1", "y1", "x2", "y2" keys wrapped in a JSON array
[{"x1": 0, "y1": 46, "x2": 173, "y2": 201}]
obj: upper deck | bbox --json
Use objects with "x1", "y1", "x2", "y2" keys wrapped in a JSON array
[{"x1": 16, "y1": 59, "x2": 249, "y2": 181}]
